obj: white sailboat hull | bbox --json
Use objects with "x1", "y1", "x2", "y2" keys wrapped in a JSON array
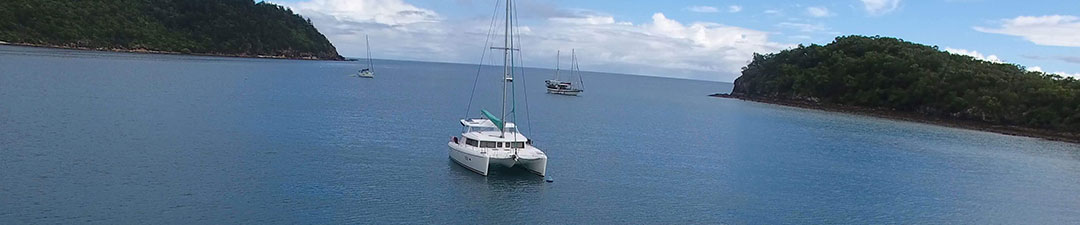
[
  {"x1": 448, "y1": 142, "x2": 489, "y2": 175},
  {"x1": 546, "y1": 88, "x2": 581, "y2": 96},
  {"x1": 448, "y1": 141, "x2": 547, "y2": 176}
]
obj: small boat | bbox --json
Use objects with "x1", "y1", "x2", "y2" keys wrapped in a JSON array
[
  {"x1": 448, "y1": 0, "x2": 547, "y2": 177},
  {"x1": 545, "y1": 49, "x2": 584, "y2": 96},
  {"x1": 355, "y1": 35, "x2": 375, "y2": 78}
]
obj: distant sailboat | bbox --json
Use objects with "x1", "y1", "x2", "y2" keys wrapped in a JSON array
[
  {"x1": 447, "y1": 0, "x2": 547, "y2": 176},
  {"x1": 545, "y1": 49, "x2": 584, "y2": 96},
  {"x1": 356, "y1": 35, "x2": 375, "y2": 78}
]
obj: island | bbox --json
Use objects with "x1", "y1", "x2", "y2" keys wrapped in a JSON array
[
  {"x1": 715, "y1": 35, "x2": 1080, "y2": 143},
  {"x1": 0, "y1": 0, "x2": 343, "y2": 60}
]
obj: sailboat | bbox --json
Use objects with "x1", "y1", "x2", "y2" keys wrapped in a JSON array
[
  {"x1": 545, "y1": 49, "x2": 584, "y2": 96},
  {"x1": 356, "y1": 35, "x2": 375, "y2": 78},
  {"x1": 447, "y1": 0, "x2": 547, "y2": 176}
]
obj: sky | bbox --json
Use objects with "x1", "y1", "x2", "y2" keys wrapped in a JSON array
[{"x1": 272, "y1": 0, "x2": 1080, "y2": 82}]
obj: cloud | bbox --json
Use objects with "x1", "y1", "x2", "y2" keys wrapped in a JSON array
[
  {"x1": 1054, "y1": 72, "x2": 1080, "y2": 79},
  {"x1": 728, "y1": 5, "x2": 743, "y2": 13},
  {"x1": 764, "y1": 9, "x2": 783, "y2": 16},
  {"x1": 806, "y1": 6, "x2": 833, "y2": 18},
  {"x1": 687, "y1": 6, "x2": 719, "y2": 13},
  {"x1": 534, "y1": 13, "x2": 790, "y2": 80},
  {"x1": 1030, "y1": 66, "x2": 1080, "y2": 79},
  {"x1": 974, "y1": 15, "x2": 1080, "y2": 47},
  {"x1": 944, "y1": 47, "x2": 1003, "y2": 63},
  {"x1": 777, "y1": 22, "x2": 826, "y2": 32},
  {"x1": 686, "y1": 5, "x2": 741, "y2": 13},
  {"x1": 860, "y1": 0, "x2": 901, "y2": 16},
  {"x1": 285, "y1": 0, "x2": 788, "y2": 81},
  {"x1": 285, "y1": 0, "x2": 439, "y2": 26}
]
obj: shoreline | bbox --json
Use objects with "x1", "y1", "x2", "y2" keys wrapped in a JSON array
[
  {"x1": 0, "y1": 41, "x2": 343, "y2": 61},
  {"x1": 710, "y1": 93, "x2": 1080, "y2": 144}
]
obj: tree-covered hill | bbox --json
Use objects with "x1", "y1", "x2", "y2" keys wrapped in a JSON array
[
  {"x1": 0, "y1": 0, "x2": 343, "y2": 60},
  {"x1": 732, "y1": 35, "x2": 1080, "y2": 133}
]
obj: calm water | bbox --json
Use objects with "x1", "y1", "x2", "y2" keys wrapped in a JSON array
[{"x1": 2, "y1": 45, "x2": 1080, "y2": 224}]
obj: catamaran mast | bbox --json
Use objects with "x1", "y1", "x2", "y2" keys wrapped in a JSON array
[{"x1": 500, "y1": 0, "x2": 511, "y2": 137}]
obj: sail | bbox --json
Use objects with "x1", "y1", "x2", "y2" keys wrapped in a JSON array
[{"x1": 481, "y1": 109, "x2": 504, "y2": 130}]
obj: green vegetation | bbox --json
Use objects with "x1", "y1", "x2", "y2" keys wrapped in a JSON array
[
  {"x1": 0, "y1": 0, "x2": 342, "y2": 60},
  {"x1": 733, "y1": 35, "x2": 1080, "y2": 133}
]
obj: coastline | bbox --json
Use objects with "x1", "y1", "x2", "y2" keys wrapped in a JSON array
[
  {"x1": 0, "y1": 41, "x2": 343, "y2": 61},
  {"x1": 710, "y1": 93, "x2": 1080, "y2": 144}
]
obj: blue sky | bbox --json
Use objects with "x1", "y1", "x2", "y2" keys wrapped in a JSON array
[{"x1": 275, "y1": 0, "x2": 1080, "y2": 81}]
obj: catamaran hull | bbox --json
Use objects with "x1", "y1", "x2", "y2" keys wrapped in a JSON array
[
  {"x1": 449, "y1": 143, "x2": 489, "y2": 176},
  {"x1": 448, "y1": 142, "x2": 546, "y2": 176},
  {"x1": 517, "y1": 157, "x2": 547, "y2": 176}
]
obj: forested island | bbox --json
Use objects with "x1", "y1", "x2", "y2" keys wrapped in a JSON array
[
  {"x1": 0, "y1": 0, "x2": 343, "y2": 60},
  {"x1": 716, "y1": 35, "x2": 1080, "y2": 142}
]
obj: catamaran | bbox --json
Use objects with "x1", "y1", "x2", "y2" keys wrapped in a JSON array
[
  {"x1": 356, "y1": 35, "x2": 375, "y2": 78},
  {"x1": 447, "y1": 0, "x2": 547, "y2": 176},
  {"x1": 545, "y1": 49, "x2": 584, "y2": 96}
]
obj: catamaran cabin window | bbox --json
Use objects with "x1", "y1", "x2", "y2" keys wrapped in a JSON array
[
  {"x1": 465, "y1": 138, "x2": 478, "y2": 147},
  {"x1": 511, "y1": 142, "x2": 525, "y2": 148},
  {"x1": 496, "y1": 142, "x2": 503, "y2": 148},
  {"x1": 480, "y1": 141, "x2": 497, "y2": 148}
]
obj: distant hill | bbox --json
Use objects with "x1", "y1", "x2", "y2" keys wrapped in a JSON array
[
  {"x1": 725, "y1": 35, "x2": 1079, "y2": 138},
  {"x1": 0, "y1": 0, "x2": 343, "y2": 60}
]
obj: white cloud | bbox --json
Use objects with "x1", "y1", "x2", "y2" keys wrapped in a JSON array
[
  {"x1": 687, "y1": 6, "x2": 719, "y2": 13},
  {"x1": 806, "y1": 6, "x2": 833, "y2": 18},
  {"x1": 860, "y1": 0, "x2": 901, "y2": 16},
  {"x1": 1028, "y1": 66, "x2": 1080, "y2": 79},
  {"x1": 728, "y1": 5, "x2": 743, "y2": 13},
  {"x1": 974, "y1": 15, "x2": 1080, "y2": 47},
  {"x1": 285, "y1": 0, "x2": 439, "y2": 26},
  {"x1": 1053, "y1": 72, "x2": 1080, "y2": 79},
  {"x1": 778, "y1": 22, "x2": 826, "y2": 32},
  {"x1": 533, "y1": 13, "x2": 790, "y2": 80},
  {"x1": 945, "y1": 47, "x2": 1003, "y2": 63},
  {"x1": 764, "y1": 9, "x2": 783, "y2": 15},
  {"x1": 285, "y1": 0, "x2": 789, "y2": 81}
]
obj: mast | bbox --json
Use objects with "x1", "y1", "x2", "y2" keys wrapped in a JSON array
[
  {"x1": 571, "y1": 49, "x2": 576, "y2": 83},
  {"x1": 574, "y1": 48, "x2": 583, "y2": 89},
  {"x1": 555, "y1": 50, "x2": 560, "y2": 80},
  {"x1": 500, "y1": 0, "x2": 511, "y2": 137},
  {"x1": 366, "y1": 35, "x2": 373, "y2": 72}
]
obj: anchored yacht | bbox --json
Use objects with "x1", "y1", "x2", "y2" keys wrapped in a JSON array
[
  {"x1": 448, "y1": 113, "x2": 547, "y2": 176},
  {"x1": 545, "y1": 49, "x2": 584, "y2": 96},
  {"x1": 356, "y1": 35, "x2": 375, "y2": 78},
  {"x1": 448, "y1": 0, "x2": 547, "y2": 176}
]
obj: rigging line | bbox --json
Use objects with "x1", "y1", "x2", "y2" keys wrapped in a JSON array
[
  {"x1": 576, "y1": 50, "x2": 584, "y2": 90},
  {"x1": 464, "y1": 0, "x2": 503, "y2": 125},
  {"x1": 510, "y1": 0, "x2": 533, "y2": 136}
]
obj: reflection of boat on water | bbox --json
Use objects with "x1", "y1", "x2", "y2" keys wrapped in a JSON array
[
  {"x1": 447, "y1": 0, "x2": 547, "y2": 177},
  {"x1": 545, "y1": 49, "x2": 584, "y2": 96},
  {"x1": 355, "y1": 35, "x2": 375, "y2": 78}
]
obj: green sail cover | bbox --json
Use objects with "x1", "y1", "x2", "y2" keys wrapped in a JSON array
[{"x1": 481, "y1": 109, "x2": 504, "y2": 130}]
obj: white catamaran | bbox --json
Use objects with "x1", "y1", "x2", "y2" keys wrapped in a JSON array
[
  {"x1": 356, "y1": 35, "x2": 375, "y2": 78},
  {"x1": 447, "y1": 0, "x2": 547, "y2": 176},
  {"x1": 545, "y1": 49, "x2": 584, "y2": 96}
]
